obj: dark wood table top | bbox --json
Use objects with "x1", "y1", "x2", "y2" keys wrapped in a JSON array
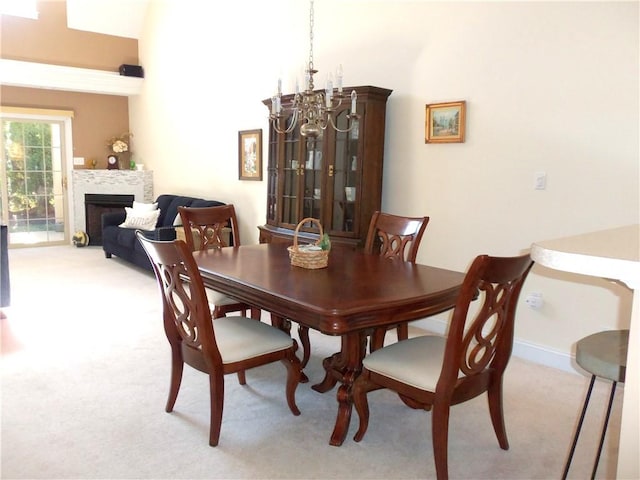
[
  {"x1": 194, "y1": 242, "x2": 466, "y2": 446},
  {"x1": 193, "y1": 243, "x2": 465, "y2": 335}
]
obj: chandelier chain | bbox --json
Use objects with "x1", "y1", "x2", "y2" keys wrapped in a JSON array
[{"x1": 308, "y1": 0, "x2": 314, "y2": 71}]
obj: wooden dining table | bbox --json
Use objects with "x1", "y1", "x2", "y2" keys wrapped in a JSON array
[{"x1": 193, "y1": 242, "x2": 465, "y2": 446}]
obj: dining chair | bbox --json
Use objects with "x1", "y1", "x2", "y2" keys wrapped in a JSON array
[
  {"x1": 296, "y1": 211, "x2": 430, "y2": 367},
  {"x1": 136, "y1": 231, "x2": 302, "y2": 447},
  {"x1": 178, "y1": 204, "x2": 263, "y2": 384},
  {"x1": 352, "y1": 253, "x2": 534, "y2": 480},
  {"x1": 178, "y1": 204, "x2": 259, "y2": 318},
  {"x1": 364, "y1": 211, "x2": 430, "y2": 350}
]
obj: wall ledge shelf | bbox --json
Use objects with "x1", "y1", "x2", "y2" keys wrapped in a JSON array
[{"x1": 0, "y1": 58, "x2": 142, "y2": 97}]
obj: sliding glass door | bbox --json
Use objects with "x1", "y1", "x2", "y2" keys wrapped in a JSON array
[{"x1": 1, "y1": 117, "x2": 69, "y2": 247}]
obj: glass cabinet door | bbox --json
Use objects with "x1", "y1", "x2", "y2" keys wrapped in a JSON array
[
  {"x1": 281, "y1": 126, "x2": 301, "y2": 228},
  {"x1": 329, "y1": 108, "x2": 359, "y2": 235},
  {"x1": 279, "y1": 124, "x2": 325, "y2": 231},
  {"x1": 302, "y1": 135, "x2": 323, "y2": 223},
  {"x1": 266, "y1": 129, "x2": 278, "y2": 223}
]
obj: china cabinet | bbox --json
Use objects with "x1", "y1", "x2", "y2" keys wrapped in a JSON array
[{"x1": 258, "y1": 85, "x2": 392, "y2": 247}]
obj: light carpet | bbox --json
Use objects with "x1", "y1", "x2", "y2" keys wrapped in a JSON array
[{"x1": 0, "y1": 245, "x2": 623, "y2": 479}]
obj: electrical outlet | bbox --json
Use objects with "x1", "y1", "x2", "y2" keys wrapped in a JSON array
[
  {"x1": 525, "y1": 292, "x2": 544, "y2": 309},
  {"x1": 534, "y1": 172, "x2": 546, "y2": 190}
]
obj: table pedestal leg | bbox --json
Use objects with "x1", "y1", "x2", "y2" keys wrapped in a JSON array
[
  {"x1": 311, "y1": 332, "x2": 367, "y2": 446},
  {"x1": 298, "y1": 325, "x2": 311, "y2": 368},
  {"x1": 311, "y1": 352, "x2": 341, "y2": 393}
]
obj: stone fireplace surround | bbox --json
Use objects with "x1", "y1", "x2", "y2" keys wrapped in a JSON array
[{"x1": 72, "y1": 170, "x2": 153, "y2": 234}]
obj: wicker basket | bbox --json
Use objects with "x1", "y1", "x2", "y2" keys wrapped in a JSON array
[{"x1": 287, "y1": 218, "x2": 329, "y2": 269}]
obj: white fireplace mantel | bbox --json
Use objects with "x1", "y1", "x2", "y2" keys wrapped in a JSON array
[{"x1": 72, "y1": 170, "x2": 153, "y2": 233}]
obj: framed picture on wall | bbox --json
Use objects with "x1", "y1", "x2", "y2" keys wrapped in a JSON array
[
  {"x1": 238, "y1": 129, "x2": 262, "y2": 181},
  {"x1": 425, "y1": 101, "x2": 466, "y2": 143}
]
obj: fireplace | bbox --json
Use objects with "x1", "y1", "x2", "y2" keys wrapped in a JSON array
[
  {"x1": 71, "y1": 170, "x2": 154, "y2": 244},
  {"x1": 84, "y1": 194, "x2": 134, "y2": 246}
]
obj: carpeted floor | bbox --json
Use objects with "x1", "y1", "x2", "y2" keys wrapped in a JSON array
[{"x1": 1, "y1": 245, "x2": 623, "y2": 479}]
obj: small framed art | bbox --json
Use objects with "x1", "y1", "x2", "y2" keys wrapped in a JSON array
[
  {"x1": 425, "y1": 101, "x2": 466, "y2": 143},
  {"x1": 238, "y1": 129, "x2": 262, "y2": 181}
]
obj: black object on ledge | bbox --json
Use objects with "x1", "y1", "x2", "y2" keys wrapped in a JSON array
[{"x1": 119, "y1": 64, "x2": 144, "y2": 78}]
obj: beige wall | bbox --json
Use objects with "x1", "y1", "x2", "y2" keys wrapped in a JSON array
[
  {"x1": 1, "y1": 86, "x2": 129, "y2": 169},
  {"x1": 0, "y1": 0, "x2": 137, "y2": 169},
  {"x1": 1, "y1": 1, "x2": 137, "y2": 70},
  {"x1": 131, "y1": 0, "x2": 638, "y2": 368}
]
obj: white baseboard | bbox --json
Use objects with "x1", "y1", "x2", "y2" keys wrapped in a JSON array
[{"x1": 414, "y1": 318, "x2": 581, "y2": 376}]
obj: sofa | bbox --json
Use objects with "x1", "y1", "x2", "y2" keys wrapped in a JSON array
[{"x1": 102, "y1": 194, "x2": 225, "y2": 271}]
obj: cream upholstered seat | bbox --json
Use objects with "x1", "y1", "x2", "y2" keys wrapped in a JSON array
[
  {"x1": 212, "y1": 316, "x2": 300, "y2": 363},
  {"x1": 136, "y1": 231, "x2": 301, "y2": 447},
  {"x1": 352, "y1": 253, "x2": 534, "y2": 480},
  {"x1": 361, "y1": 336, "x2": 455, "y2": 391},
  {"x1": 204, "y1": 289, "x2": 246, "y2": 309}
]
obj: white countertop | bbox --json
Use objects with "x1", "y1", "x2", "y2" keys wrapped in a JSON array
[
  {"x1": 531, "y1": 224, "x2": 639, "y2": 479},
  {"x1": 531, "y1": 224, "x2": 639, "y2": 288}
]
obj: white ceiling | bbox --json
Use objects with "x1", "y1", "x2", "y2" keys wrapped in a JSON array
[{"x1": 65, "y1": 0, "x2": 149, "y2": 40}]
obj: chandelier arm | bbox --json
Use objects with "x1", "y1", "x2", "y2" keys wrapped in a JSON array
[
  {"x1": 325, "y1": 95, "x2": 344, "y2": 113},
  {"x1": 286, "y1": 109, "x2": 300, "y2": 133},
  {"x1": 327, "y1": 114, "x2": 357, "y2": 134},
  {"x1": 271, "y1": 109, "x2": 299, "y2": 135}
]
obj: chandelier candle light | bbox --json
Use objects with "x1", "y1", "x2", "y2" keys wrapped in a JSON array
[{"x1": 269, "y1": 0, "x2": 359, "y2": 138}]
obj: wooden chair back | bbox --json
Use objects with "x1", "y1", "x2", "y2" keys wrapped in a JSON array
[
  {"x1": 178, "y1": 204, "x2": 240, "y2": 251},
  {"x1": 364, "y1": 211, "x2": 429, "y2": 262},
  {"x1": 362, "y1": 211, "x2": 430, "y2": 348},
  {"x1": 136, "y1": 232, "x2": 222, "y2": 373},
  {"x1": 440, "y1": 254, "x2": 534, "y2": 400},
  {"x1": 177, "y1": 204, "x2": 254, "y2": 321}
]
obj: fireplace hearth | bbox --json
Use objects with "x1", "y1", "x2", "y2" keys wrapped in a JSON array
[{"x1": 85, "y1": 194, "x2": 134, "y2": 246}]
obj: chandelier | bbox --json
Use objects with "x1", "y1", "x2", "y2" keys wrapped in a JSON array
[{"x1": 269, "y1": 0, "x2": 359, "y2": 138}]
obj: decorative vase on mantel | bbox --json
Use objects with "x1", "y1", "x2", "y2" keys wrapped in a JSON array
[{"x1": 118, "y1": 152, "x2": 131, "y2": 170}]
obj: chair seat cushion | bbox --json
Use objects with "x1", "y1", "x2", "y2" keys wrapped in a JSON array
[
  {"x1": 205, "y1": 289, "x2": 245, "y2": 307},
  {"x1": 214, "y1": 317, "x2": 293, "y2": 364},
  {"x1": 363, "y1": 335, "x2": 450, "y2": 391}
]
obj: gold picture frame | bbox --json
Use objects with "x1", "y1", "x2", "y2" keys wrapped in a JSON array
[
  {"x1": 238, "y1": 129, "x2": 262, "y2": 181},
  {"x1": 425, "y1": 101, "x2": 466, "y2": 143}
]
